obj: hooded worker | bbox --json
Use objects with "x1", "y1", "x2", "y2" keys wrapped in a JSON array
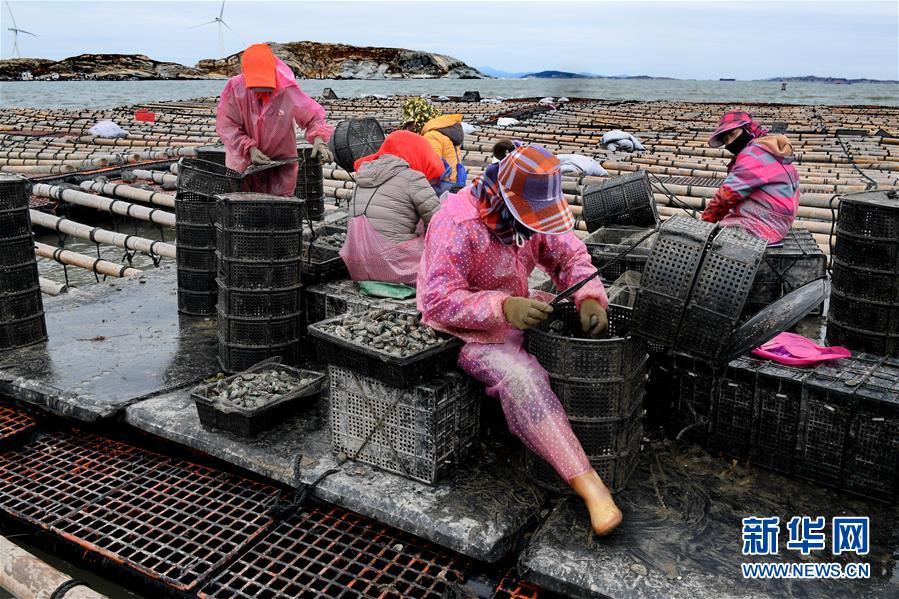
[
  {"x1": 339, "y1": 130, "x2": 446, "y2": 285},
  {"x1": 401, "y1": 98, "x2": 468, "y2": 192},
  {"x1": 216, "y1": 43, "x2": 334, "y2": 196},
  {"x1": 702, "y1": 111, "x2": 800, "y2": 243},
  {"x1": 417, "y1": 144, "x2": 622, "y2": 537}
]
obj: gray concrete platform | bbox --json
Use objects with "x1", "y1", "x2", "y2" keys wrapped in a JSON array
[
  {"x1": 0, "y1": 265, "x2": 218, "y2": 421},
  {"x1": 519, "y1": 440, "x2": 899, "y2": 599},
  {"x1": 125, "y1": 388, "x2": 545, "y2": 563}
]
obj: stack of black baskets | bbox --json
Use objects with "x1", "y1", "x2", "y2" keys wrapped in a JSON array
[
  {"x1": 294, "y1": 143, "x2": 325, "y2": 221},
  {"x1": 827, "y1": 189, "x2": 899, "y2": 357},
  {"x1": 523, "y1": 303, "x2": 647, "y2": 493},
  {"x1": 0, "y1": 174, "x2": 46, "y2": 350},
  {"x1": 175, "y1": 158, "x2": 242, "y2": 316},
  {"x1": 580, "y1": 170, "x2": 659, "y2": 233},
  {"x1": 216, "y1": 193, "x2": 305, "y2": 372}
]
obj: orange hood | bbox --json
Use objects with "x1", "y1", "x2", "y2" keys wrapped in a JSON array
[
  {"x1": 241, "y1": 44, "x2": 277, "y2": 89},
  {"x1": 420, "y1": 113, "x2": 463, "y2": 135}
]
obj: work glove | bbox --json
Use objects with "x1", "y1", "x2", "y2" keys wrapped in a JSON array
[
  {"x1": 579, "y1": 298, "x2": 609, "y2": 338},
  {"x1": 311, "y1": 136, "x2": 334, "y2": 164},
  {"x1": 248, "y1": 146, "x2": 271, "y2": 165},
  {"x1": 503, "y1": 297, "x2": 553, "y2": 331}
]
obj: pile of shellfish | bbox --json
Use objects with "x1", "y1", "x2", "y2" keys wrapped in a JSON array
[
  {"x1": 322, "y1": 309, "x2": 443, "y2": 357},
  {"x1": 207, "y1": 369, "x2": 312, "y2": 409}
]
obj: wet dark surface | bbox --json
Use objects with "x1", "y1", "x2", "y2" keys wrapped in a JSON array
[
  {"x1": 520, "y1": 439, "x2": 899, "y2": 599},
  {"x1": 125, "y1": 387, "x2": 545, "y2": 563},
  {"x1": 0, "y1": 265, "x2": 219, "y2": 421}
]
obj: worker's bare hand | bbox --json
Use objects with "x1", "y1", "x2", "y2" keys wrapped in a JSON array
[
  {"x1": 503, "y1": 297, "x2": 553, "y2": 330},
  {"x1": 249, "y1": 147, "x2": 271, "y2": 165},
  {"x1": 311, "y1": 136, "x2": 333, "y2": 164},
  {"x1": 579, "y1": 299, "x2": 608, "y2": 338}
]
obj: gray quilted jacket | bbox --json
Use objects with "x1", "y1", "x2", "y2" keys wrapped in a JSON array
[{"x1": 349, "y1": 154, "x2": 441, "y2": 244}]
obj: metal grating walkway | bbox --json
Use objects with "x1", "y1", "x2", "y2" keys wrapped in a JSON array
[
  {"x1": 0, "y1": 401, "x2": 38, "y2": 444},
  {"x1": 199, "y1": 505, "x2": 470, "y2": 599}
]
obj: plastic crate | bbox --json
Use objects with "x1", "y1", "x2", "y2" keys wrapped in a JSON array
[
  {"x1": 526, "y1": 303, "x2": 646, "y2": 381},
  {"x1": 837, "y1": 190, "x2": 899, "y2": 241},
  {"x1": 216, "y1": 227, "x2": 303, "y2": 261},
  {"x1": 310, "y1": 314, "x2": 461, "y2": 389},
  {"x1": 216, "y1": 283, "x2": 302, "y2": 318},
  {"x1": 175, "y1": 195, "x2": 215, "y2": 226},
  {"x1": 301, "y1": 242, "x2": 349, "y2": 284},
  {"x1": 328, "y1": 365, "x2": 479, "y2": 484},
  {"x1": 843, "y1": 359, "x2": 899, "y2": 502},
  {"x1": 176, "y1": 158, "x2": 242, "y2": 197},
  {"x1": 748, "y1": 228, "x2": 827, "y2": 312},
  {"x1": 217, "y1": 309, "x2": 302, "y2": 346},
  {"x1": 524, "y1": 444, "x2": 640, "y2": 495},
  {"x1": 176, "y1": 222, "x2": 216, "y2": 249},
  {"x1": 669, "y1": 353, "x2": 716, "y2": 442},
  {"x1": 677, "y1": 226, "x2": 766, "y2": 361},
  {"x1": 191, "y1": 362, "x2": 326, "y2": 437},
  {"x1": 218, "y1": 335, "x2": 303, "y2": 373},
  {"x1": 177, "y1": 289, "x2": 217, "y2": 317},
  {"x1": 631, "y1": 216, "x2": 717, "y2": 347},
  {"x1": 709, "y1": 356, "x2": 765, "y2": 459},
  {"x1": 217, "y1": 254, "x2": 302, "y2": 290},
  {"x1": 828, "y1": 289, "x2": 898, "y2": 334},
  {"x1": 302, "y1": 280, "x2": 417, "y2": 327},
  {"x1": 0, "y1": 260, "x2": 40, "y2": 295},
  {"x1": 0, "y1": 173, "x2": 31, "y2": 211},
  {"x1": 581, "y1": 170, "x2": 659, "y2": 232},
  {"x1": 0, "y1": 287, "x2": 44, "y2": 322},
  {"x1": 195, "y1": 145, "x2": 227, "y2": 166},
  {"x1": 795, "y1": 357, "x2": 878, "y2": 488},
  {"x1": 0, "y1": 313, "x2": 47, "y2": 349},
  {"x1": 331, "y1": 118, "x2": 386, "y2": 173},
  {"x1": 750, "y1": 362, "x2": 810, "y2": 474},
  {"x1": 832, "y1": 229, "x2": 898, "y2": 273},
  {"x1": 0, "y1": 208, "x2": 32, "y2": 238},
  {"x1": 0, "y1": 234, "x2": 36, "y2": 267},
  {"x1": 176, "y1": 245, "x2": 216, "y2": 271},
  {"x1": 831, "y1": 259, "x2": 899, "y2": 306},
  {"x1": 826, "y1": 319, "x2": 898, "y2": 358},
  {"x1": 215, "y1": 194, "x2": 306, "y2": 231},
  {"x1": 176, "y1": 267, "x2": 217, "y2": 293}
]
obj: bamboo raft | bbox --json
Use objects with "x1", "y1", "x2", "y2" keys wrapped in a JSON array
[{"x1": 1, "y1": 95, "x2": 897, "y2": 281}]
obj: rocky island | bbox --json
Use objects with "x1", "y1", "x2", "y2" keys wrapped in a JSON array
[{"x1": 0, "y1": 41, "x2": 487, "y2": 81}]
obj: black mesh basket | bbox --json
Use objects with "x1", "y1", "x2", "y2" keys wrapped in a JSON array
[
  {"x1": 0, "y1": 173, "x2": 32, "y2": 211},
  {"x1": 0, "y1": 235, "x2": 36, "y2": 267},
  {"x1": 176, "y1": 267, "x2": 217, "y2": 293},
  {"x1": 0, "y1": 260, "x2": 40, "y2": 294},
  {"x1": 524, "y1": 442, "x2": 640, "y2": 495},
  {"x1": 750, "y1": 362, "x2": 811, "y2": 474},
  {"x1": 676, "y1": 226, "x2": 766, "y2": 361},
  {"x1": 826, "y1": 319, "x2": 898, "y2": 358},
  {"x1": 748, "y1": 228, "x2": 827, "y2": 312},
  {"x1": 581, "y1": 170, "x2": 659, "y2": 232},
  {"x1": 831, "y1": 259, "x2": 899, "y2": 305},
  {"x1": 295, "y1": 144, "x2": 325, "y2": 218},
  {"x1": 176, "y1": 223, "x2": 216, "y2": 249},
  {"x1": 217, "y1": 283, "x2": 302, "y2": 318},
  {"x1": 631, "y1": 216, "x2": 717, "y2": 347},
  {"x1": 175, "y1": 195, "x2": 216, "y2": 226},
  {"x1": 177, "y1": 158, "x2": 242, "y2": 197},
  {"x1": 195, "y1": 145, "x2": 228, "y2": 166},
  {"x1": 176, "y1": 246, "x2": 216, "y2": 271},
  {"x1": 301, "y1": 242, "x2": 348, "y2": 284},
  {"x1": 832, "y1": 230, "x2": 899, "y2": 273},
  {"x1": 177, "y1": 289, "x2": 217, "y2": 316},
  {"x1": 837, "y1": 190, "x2": 899, "y2": 241},
  {"x1": 216, "y1": 194, "x2": 306, "y2": 231},
  {"x1": 216, "y1": 227, "x2": 303, "y2": 261},
  {"x1": 217, "y1": 254, "x2": 302, "y2": 290},
  {"x1": 331, "y1": 118, "x2": 385, "y2": 173},
  {"x1": 218, "y1": 336, "x2": 302, "y2": 373},
  {"x1": 217, "y1": 310, "x2": 302, "y2": 346},
  {"x1": 828, "y1": 289, "x2": 898, "y2": 334},
  {"x1": 0, "y1": 313, "x2": 47, "y2": 350},
  {"x1": 583, "y1": 227, "x2": 656, "y2": 281},
  {"x1": 0, "y1": 209, "x2": 33, "y2": 238},
  {"x1": 0, "y1": 287, "x2": 44, "y2": 322}
]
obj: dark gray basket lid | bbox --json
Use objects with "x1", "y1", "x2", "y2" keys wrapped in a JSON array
[{"x1": 715, "y1": 278, "x2": 829, "y2": 365}]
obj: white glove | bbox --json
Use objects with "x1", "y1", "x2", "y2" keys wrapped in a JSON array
[
  {"x1": 311, "y1": 136, "x2": 333, "y2": 164},
  {"x1": 249, "y1": 146, "x2": 271, "y2": 165}
]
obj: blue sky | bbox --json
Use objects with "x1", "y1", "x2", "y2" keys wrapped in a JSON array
[{"x1": 1, "y1": 0, "x2": 897, "y2": 80}]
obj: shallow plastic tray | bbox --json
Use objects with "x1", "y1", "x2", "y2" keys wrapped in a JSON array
[
  {"x1": 309, "y1": 314, "x2": 461, "y2": 389},
  {"x1": 191, "y1": 361, "x2": 325, "y2": 437}
]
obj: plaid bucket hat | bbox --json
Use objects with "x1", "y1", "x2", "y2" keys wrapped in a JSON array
[
  {"x1": 497, "y1": 144, "x2": 573, "y2": 234},
  {"x1": 708, "y1": 110, "x2": 755, "y2": 147}
]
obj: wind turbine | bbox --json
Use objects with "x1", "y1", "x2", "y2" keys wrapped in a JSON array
[
  {"x1": 189, "y1": 0, "x2": 241, "y2": 58},
  {"x1": 4, "y1": 0, "x2": 37, "y2": 59}
]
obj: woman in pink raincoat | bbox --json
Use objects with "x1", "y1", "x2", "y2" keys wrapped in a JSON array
[
  {"x1": 417, "y1": 144, "x2": 623, "y2": 536},
  {"x1": 216, "y1": 43, "x2": 334, "y2": 196}
]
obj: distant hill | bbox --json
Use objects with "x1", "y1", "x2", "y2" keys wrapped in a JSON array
[
  {"x1": 521, "y1": 71, "x2": 592, "y2": 79},
  {"x1": 764, "y1": 75, "x2": 898, "y2": 84},
  {"x1": 478, "y1": 66, "x2": 528, "y2": 79},
  {"x1": 0, "y1": 41, "x2": 488, "y2": 81}
]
